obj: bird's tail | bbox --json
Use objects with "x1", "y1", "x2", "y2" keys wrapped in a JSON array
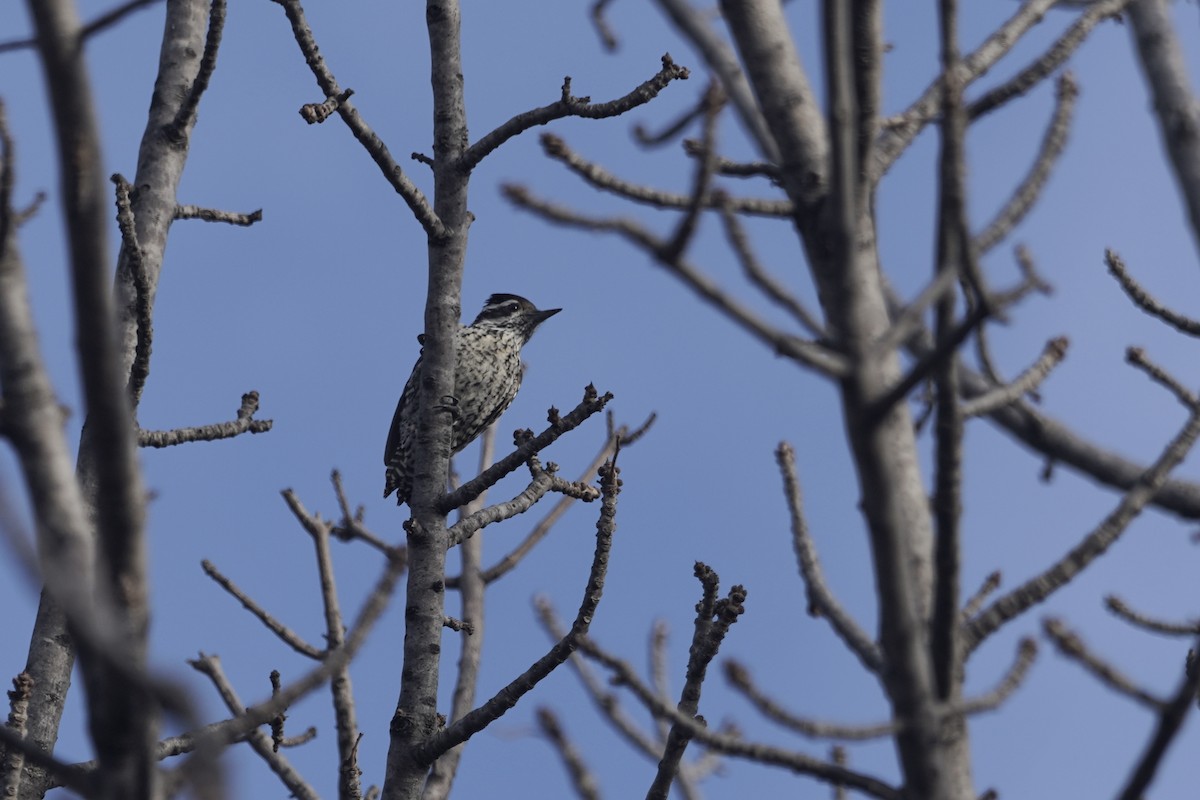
[{"x1": 383, "y1": 465, "x2": 408, "y2": 504}]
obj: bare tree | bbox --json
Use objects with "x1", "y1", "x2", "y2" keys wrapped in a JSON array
[
  {"x1": 2, "y1": 0, "x2": 671, "y2": 797},
  {"x1": 506, "y1": 0, "x2": 1200, "y2": 798},
  {"x1": 0, "y1": 0, "x2": 1199, "y2": 798}
]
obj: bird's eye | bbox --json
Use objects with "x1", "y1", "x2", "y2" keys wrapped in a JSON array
[{"x1": 503, "y1": 303, "x2": 518, "y2": 314}]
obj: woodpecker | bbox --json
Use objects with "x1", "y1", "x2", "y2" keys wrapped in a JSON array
[{"x1": 384, "y1": 293, "x2": 561, "y2": 505}]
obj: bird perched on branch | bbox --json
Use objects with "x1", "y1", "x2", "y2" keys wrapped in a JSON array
[{"x1": 384, "y1": 293, "x2": 561, "y2": 505}]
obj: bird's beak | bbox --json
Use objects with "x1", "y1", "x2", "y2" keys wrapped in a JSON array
[{"x1": 536, "y1": 308, "x2": 562, "y2": 324}]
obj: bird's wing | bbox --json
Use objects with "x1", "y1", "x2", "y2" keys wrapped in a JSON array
[{"x1": 384, "y1": 356, "x2": 421, "y2": 466}]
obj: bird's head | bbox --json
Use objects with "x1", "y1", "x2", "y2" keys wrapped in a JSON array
[{"x1": 471, "y1": 293, "x2": 561, "y2": 341}]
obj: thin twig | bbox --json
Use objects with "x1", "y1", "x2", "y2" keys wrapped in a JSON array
[
  {"x1": 441, "y1": 385, "x2": 612, "y2": 511},
  {"x1": 649, "y1": 620, "x2": 672, "y2": 742},
  {"x1": 13, "y1": 192, "x2": 48, "y2": 228},
  {"x1": 0, "y1": 0, "x2": 164, "y2": 53},
  {"x1": 1043, "y1": 618, "x2": 1164, "y2": 710},
  {"x1": 536, "y1": 708, "x2": 601, "y2": 800},
  {"x1": 1105, "y1": 596, "x2": 1200, "y2": 637},
  {"x1": 300, "y1": 88, "x2": 354, "y2": 124},
  {"x1": 965, "y1": 397, "x2": 1200, "y2": 653},
  {"x1": 648, "y1": 566, "x2": 745, "y2": 799},
  {"x1": 1115, "y1": 640, "x2": 1200, "y2": 800},
  {"x1": 534, "y1": 600, "x2": 667, "y2": 761},
  {"x1": 653, "y1": 0, "x2": 778, "y2": 160},
  {"x1": 958, "y1": 637, "x2": 1038, "y2": 715},
  {"x1": 869, "y1": 303, "x2": 991, "y2": 421},
  {"x1": 660, "y1": 81, "x2": 723, "y2": 262},
  {"x1": 504, "y1": 186, "x2": 847, "y2": 378},
  {"x1": 873, "y1": 0, "x2": 1062, "y2": 180},
  {"x1": 201, "y1": 560, "x2": 322, "y2": 659},
  {"x1": 279, "y1": 489, "x2": 363, "y2": 800},
  {"x1": 577, "y1": 635, "x2": 902, "y2": 799},
  {"x1": 961, "y1": 337, "x2": 1069, "y2": 418},
  {"x1": 329, "y1": 470, "x2": 392, "y2": 554},
  {"x1": 448, "y1": 414, "x2": 654, "y2": 587},
  {"x1": 830, "y1": 746, "x2": 848, "y2": 800},
  {"x1": 891, "y1": 283, "x2": 1200, "y2": 522},
  {"x1": 975, "y1": 73, "x2": 1078, "y2": 253},
  {"x1": 1125, "y1": 347, "x2": 1200, "y2": 410},
  {"x1": 174, "y1": 205, "x2": 262, "y2": 226},
  {"x1": 461, "y1": 55, "x2": 689, "y2": 171},
  {"x1": 447, "y1": 454, "x2": 599, "y2": 547},
  {"x1": 112, "y1": 174, "x2": 151, "y2": 407},
  {"x1": 1105, "y1": 249, "x2": 1200, "y2": 337},
  {"x1": 724, "y1": 661, "x2": 895, "y2": 741},
  {"x1": 138, "y1": 391, "x2": 273, "y2": 448},
  {"x1": 188, "y1": 654, "x2": 318, "y2": 800},
  {"x1": 634, "y1": 97, "x2": 704, "y2": 147},
  {"x1": 686, "y1": 141, "x2": 779, "y2": 181},
  {"x1": 967, "y1": 0, "x2": 1130, "y2": 121},
  {"x1": 177, "y1": 548, "x2": 406, "y2": 769},
  {"x1": 960, "y1": 571, "x2": 1001, "y2": 621},
  {"x1": 269, "y1": 0, "x2": 443, "y2": 239},
  {"x1": 590, "y1": 0, "x2": 618, "y2": 52},
  {"x1": 872, "y1": 262, "x2": 962, "y2": 357},
  {"x1": 167, "y1": 0, "x2": 226, "y2": 140},
  {"x1": 776, "y1": 443, "x2": 882, "y2": 672},
  {"x1": 727, "y1": 634, "x2": 1035, "y2": 742},
  {"x1": 716, "y1": 196, "x2": 824, "y2": 337},
  {"x1": 536, "y1": 133, "x2": 793, "y2": 217}
]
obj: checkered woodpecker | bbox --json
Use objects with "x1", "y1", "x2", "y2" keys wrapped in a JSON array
[{"x1": 383, "y1": 294, "x2": 561, "y2": 505}]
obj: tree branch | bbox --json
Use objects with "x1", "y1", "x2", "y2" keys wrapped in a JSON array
[
  {"x1": 961, "y1": 337, "x2": 1068, "y2": 418},
  {"x1": 189, "y1": 655, "x2": 318, "y2": 800},
  {"x1": 423, "y1": 426, "x2": 496, "y2": 800},
  {"x1": 167, "y1": 0, "x2": 225, "y2": 140},
  {"x1": 1126, "y1": 0, "x2": 1200, "y2": 260},
  {"x1": 269, "y1": 0, "x2": 444, "y2": 240},
  {"x1": 537, "y1": 133, "x2": 792, "y2": 217},
  {"x1": 1105, "y1": 595, "x2": 1200, "y2": 637},
  {"x1": 965, "y1": 390, "x2": 1200, "y2": 653},
  {"x1": 1114, "y1": 641, "x2": 1200, "y2": 800},
  {"x1": 27, "y1": 1, "x2": 154, "y2": 793},
  {"x1": 535, "y1": 709, "x2": 601, "y2": 800},
  {"x1": 975, "y1": 72, "x2": 1078, "y2": 254},
  {"x1": 1042, "y1": 618, "x2": 1164, "y2": 710},
  {"x1": 648, "y1": 567, "x2": 745, "y2": 799},
  {"x1": 201, "y1": 558, "x2": 321, "y2": 658},
  {"x1": 440, "y1": 386, "x2": 613, "y2": 512},
  {"x1": 461, "y1": 54, "x2": 689, "y2": 171},
  {"x1": 578, "y1": 634, "x2": 902, "y2": 800},
  {"x1": 533, "y1": 600, "x2": 672, "y2": 763},
  {"x1": 137, "y1": 391, "x2": 272, "y2": 448},
  {"x1": 776, "y1": 443, "x2": 882, "y2": 673},
  {"x1": 715, "y1": 195, "x2": 825, "y2": 338},
  {"x1": 1105, "y1": 248, "x2": 1200, "y2": 336},
  {"x1": 719, "y1": 0, "x2": 827, "y2": 207},
  {"x1": 503, "y1": 186, "x2": 847, "y2": 377},
  {"x1": 417, "y1": 460, "x2": 622, "y2": 762},
  {"x1": 0, "y1": 0, "x2": 165, "y2": 53},
  {"x1": 279, "y1": 489, "x2": 363, "y2": 800},
  {"x1": 724, "y1": 661, "x2": 895, "y2": 741},
  {"x1": 653, "y1": 0, "x2": 778, "y2": 158}
]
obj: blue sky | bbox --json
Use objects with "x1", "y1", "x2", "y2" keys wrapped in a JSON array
[{"x1": 3, "y1": 1, "x2": 1200, "y2": 797}]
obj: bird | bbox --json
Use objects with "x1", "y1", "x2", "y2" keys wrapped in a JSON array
[{"x1": 384, "y1": 293, "x2": 561, "y2": 505}]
